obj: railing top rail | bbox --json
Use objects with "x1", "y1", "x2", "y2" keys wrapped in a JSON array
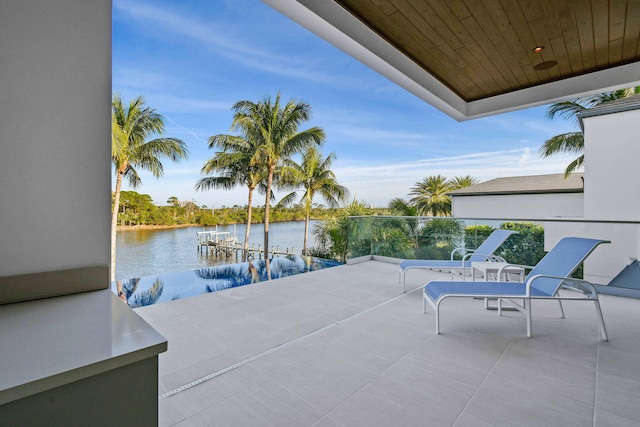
[{"x1": 345, "y1": 215, "x2": 640, "y2": 225}]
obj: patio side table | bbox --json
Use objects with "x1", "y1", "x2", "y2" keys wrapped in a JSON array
[
  {"x1": 471, "y1": 262, "x2": 525, "y2": 311},
  {"x1": 471, "y1": 261, "x2": 525, "y2": 282}
]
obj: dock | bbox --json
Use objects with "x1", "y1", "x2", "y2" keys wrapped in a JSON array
[{"x1": 196, "y1": 230, "x2": 296, "y2": 260}]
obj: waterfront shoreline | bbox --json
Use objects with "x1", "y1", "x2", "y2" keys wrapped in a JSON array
[
  {"x1": 116, "y1": 220, "x2": 316, "y2": 280},
  {"x1": 116, "y1": 219, "x2": 309, "y2": 232},
  {"x1": 117, "y1": 224, "x2": 196, "y2": 231}
]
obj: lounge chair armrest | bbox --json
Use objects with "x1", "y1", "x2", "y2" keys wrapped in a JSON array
[
  {"x1": 498, "y1": 263, "x2": 535, "y2": 274},
  {"x1": 525, "y1": 274, "x2": 598, "y2": 297},
  {"x1": 451, "y1": 247, "x2": 471, "y2": 260},
  {"x1": 557, "y1": 277, "x2": 600, "y2": 298},
  {"x1": 493, "y1": 263, "x2": 533, "y2": 281}
]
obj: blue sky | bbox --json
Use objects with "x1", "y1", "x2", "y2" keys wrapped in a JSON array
[{"x1": 112, "y1": 0, "x2": 578, "y2": 208}]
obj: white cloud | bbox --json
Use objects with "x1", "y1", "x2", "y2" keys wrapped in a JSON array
[
  {"x1": 332, "y1": 148, "x2": 580, "y2": 206},
  {"x1": 517, "y1": 147, "x2": 531, "y2": 166}
]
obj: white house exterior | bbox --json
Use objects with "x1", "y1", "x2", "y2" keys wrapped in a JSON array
[
  {"x1": 451, "y1": 96, "x2": 640, "y2": 285},
  {"x1": 451, "y1": 174, "x2": 584, "y2": 220},
  {"x1": 549, "y1": 96, "x2": 640, "y2": 285}
]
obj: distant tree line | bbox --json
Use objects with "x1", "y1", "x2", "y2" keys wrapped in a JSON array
[{"x1": 112, "y1": 190, "x2": 383, "y2": 227}]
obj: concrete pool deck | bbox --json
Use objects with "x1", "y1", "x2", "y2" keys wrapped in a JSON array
[{"x1": 135, "y1": 259, "x2": 640, "y2": 426}]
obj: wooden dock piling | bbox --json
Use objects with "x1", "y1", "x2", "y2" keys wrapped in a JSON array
[{"x1": 196, "y1": 230, "x2": 296, "y2": 260}]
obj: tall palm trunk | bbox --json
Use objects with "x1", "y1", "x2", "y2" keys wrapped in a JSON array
[
  {"x1": 244, "y1": 189, "x2": 253, "y2": 262},
  {"x1": 264, "y1": 166, "x2": 274, "y2": 260},
  {"x1": 303, "y1": 209, "x2": 310, "y2": 255},
  {"x1": 111, "y1": 166, "x2": 126, "y2": 281}
]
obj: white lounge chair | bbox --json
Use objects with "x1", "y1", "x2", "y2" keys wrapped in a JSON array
[
  {"x1": 423, "y1": 237, "x2": 610, "y2": 340},
  {"x1": 399, "y1": 229, "x2": 517, "y2": 292}
]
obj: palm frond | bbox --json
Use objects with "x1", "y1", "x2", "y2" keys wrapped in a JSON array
[
  {"x1": 539, "y1": 132, "x2": 584, "y2": 157},
  {"x1": 564, "y1": 155, "x2": 584, "y2": 177},
  {"x1": 195, "y1": 176, "x2": 236, "y2": 191},
  {"x1": 276, "y1": 191, "x2": 299, "y2": 208},
  {"x1": 541, "y1": 86, "x2": 640, "y2": 174},
  {"x1": 123, "y1": 164, "x2": 142, "y2": 188}
]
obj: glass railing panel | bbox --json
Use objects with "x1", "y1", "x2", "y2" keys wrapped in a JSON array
[{"x1": 346, "y1": 216, "x2": 547, "y2": 267}]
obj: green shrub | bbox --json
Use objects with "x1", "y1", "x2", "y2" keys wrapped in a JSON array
[
  {"x1": 497, "y1": 222, "x2": 545, "y2": 266},
  {"x1": 464, "y1": 225, "x2": 495, "y2": 250},
  {"x1": 416, "y1": 218, "x2": 465, "y2": 260}
]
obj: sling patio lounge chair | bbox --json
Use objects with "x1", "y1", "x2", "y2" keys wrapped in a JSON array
[
  {"x1": 399, "y1": 229, "x2": 517, "y2": 292},
  {"x1": 423, "y1": 237, "x2": 610, "y2": 340}
]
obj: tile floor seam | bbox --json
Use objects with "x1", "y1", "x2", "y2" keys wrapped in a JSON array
[
  {"x1": 593, "y1": 337, "x2": 601, "y2": 427},
  {"x1": 265, "y1": 371, "x2": 334, "y2": 422},
  {"x1": 190, "y1": 392, "x2": 277, "y2": 427},
  {"x1": 311, "y1": 415, "x2": 348, "y2": 427},
  {"x1": 182, "y1": 375, "x2": 265, "y2": 424},
  {"x1": 323, "y1": 326, "x2": 438, "y2": 420},
  {"x1": 449, "y1": 324, "x2": 523, "y2": 426},
  {"x1": 158, "y1": 285, "x2": 423, "y2": 400}
]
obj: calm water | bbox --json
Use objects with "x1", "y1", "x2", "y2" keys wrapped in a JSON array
[
  {"x1": 114, "y1": 256, "x2": 341, "y2": 307},
  {"x1": 115, "y1": 220, "x2": 318, "y2": 281}
]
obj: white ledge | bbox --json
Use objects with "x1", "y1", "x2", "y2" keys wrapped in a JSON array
[{"x1": 0, "y1": 289, "x2": 167, "y2": 405}]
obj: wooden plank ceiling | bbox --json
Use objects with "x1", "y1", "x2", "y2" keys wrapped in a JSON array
[{"x1": 334, "y1": 0, "x2": 640, "y2": 102}]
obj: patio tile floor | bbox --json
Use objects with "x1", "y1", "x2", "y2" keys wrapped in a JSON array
[{"x1": 135, "y1": 259, "x2": 640, "y2": 426}]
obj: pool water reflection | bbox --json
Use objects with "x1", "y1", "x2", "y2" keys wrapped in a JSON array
[{"x1": 112, "y1": 255, "x2": 342, "y2": 308}]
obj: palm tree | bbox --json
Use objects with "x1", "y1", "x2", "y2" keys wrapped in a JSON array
[
  {"x1": 111, "y1": 94, "x2": 189, "y2": 281},
  {"x1": 450, "y1": 175, "x2": 479, "y2": 189},
  {"x1": 195, "y1": 134, "x2": 267, "y2": 260},
  {"x1": 539, "y1": 87, "x2": 639, "y2": 177},
  {"x1": 278, "y1": 147, "x2": 349, "y2": 254},
  {"x1": 409, "y1": 175, "x2": 454, "y2": 216},
  {"x1": 387, "y1": 198, "x2": 418, "y2": 216},
  {"x1": 230, "y1": 93, "x2": 325, "y2": 259}
]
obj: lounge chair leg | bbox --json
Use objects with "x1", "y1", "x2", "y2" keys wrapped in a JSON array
[
  {"x1": 498, "y1": 298, "x2": 502, "y2": 316},
  {"x1": 435, "y1": 304, "x2": 440, "y2": 334},
  {"x1": 423, "y1": 295, "x2": 427, "y2": 314},
  {"x1": 558, "y1": 300, "x2": 565, "y2": 318},
  {"x1": 526, "y1": 299, "x2": 532, "y2": 338},
  {"x1": 594, "y1": 299, "x2": 608, "y2": 341}
]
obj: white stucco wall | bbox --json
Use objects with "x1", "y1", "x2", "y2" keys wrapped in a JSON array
[
  {"x1": 537, "y1": 105, "x2": 640, "y2": 284},
  {"x1": 574, "y1": 106, "x2": 640, "y2": 282},
  {"x1": 0, "y1": 0, "x2": 112, "y2": 277},
  {"x1": 583, "y1": 108, "x2": 640, "y2": 221},
  {"x1": 545, "y1": 222, "x2": 639, "y2": 284},
  {"x1": 452, "y1": 193, "x2": 584, "y2": 220}
]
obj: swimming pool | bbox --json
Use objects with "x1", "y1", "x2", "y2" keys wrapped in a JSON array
[{"x1": 112, "y1": 255, "x2": 343, "y2": 308}]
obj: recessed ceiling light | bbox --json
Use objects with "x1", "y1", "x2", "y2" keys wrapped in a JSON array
[{"x1": 532, "y1": 46, "x2": 544, "y2": 53}]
